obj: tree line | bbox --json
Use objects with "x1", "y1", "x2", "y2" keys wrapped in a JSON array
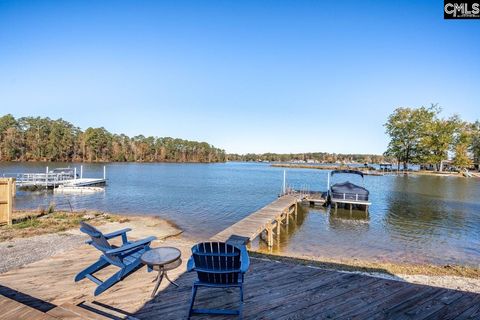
[
  {"x1": 384, "y1": 105, "x2": 480, "y2": 171},
  {"x1": 0, "y1": 114, "x2": 226, "y2": 163},
  {"x1": 227, "y1": 152, "x2": 385, "y2": 164}
]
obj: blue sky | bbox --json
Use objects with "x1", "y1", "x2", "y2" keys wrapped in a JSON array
[{"x1": 0, "y1": 1, "x2": 479, "y2": 154}]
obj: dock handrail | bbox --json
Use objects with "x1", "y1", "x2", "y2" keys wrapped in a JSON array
[
  {"x1": 14, "y1": 172, "x2": 74, "y2": 187},
  {"x1": 2, "y1": 166, "x2": 106, "y2": 189}
]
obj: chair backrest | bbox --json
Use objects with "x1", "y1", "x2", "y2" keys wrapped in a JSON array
[
  {"x1": 80, "y1": 222, "x2": 124, "y2": 265},
  {"x1": 192, "y1": 242, "x2": 241, "y2": 285},
  {"x1": 80, "y1": 221, "x2": 113, "y2": 252}
]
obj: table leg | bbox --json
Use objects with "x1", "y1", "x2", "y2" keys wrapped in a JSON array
[
  {"x1": 164, "y1": 272, "x2": 179, "y2": 287},
  {"x1": 151, "y1": 268, "x2": 164, "y2": 298},
  {"x1": 152, "y1": 271, "x2": 160, "y2": 282}
]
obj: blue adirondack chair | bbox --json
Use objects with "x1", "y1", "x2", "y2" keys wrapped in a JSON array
[
  {"x1": 187, "y1": 241, "x2": 250, "y2": 319},
  {"x1": 75, "y1": 221, "x2": 156, "y2": 296}
]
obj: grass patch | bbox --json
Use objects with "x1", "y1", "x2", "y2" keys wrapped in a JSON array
[
  {"x1": 12, "y1": 217, "x2": 41, "y2": 229},
  {"x1": 0, "y1": 210, "x2": 129, "y2": 242}
]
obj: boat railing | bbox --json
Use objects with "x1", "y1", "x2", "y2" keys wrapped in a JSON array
[{"x1": 331, "y1": 192, "x2": 368, "y2": 202}]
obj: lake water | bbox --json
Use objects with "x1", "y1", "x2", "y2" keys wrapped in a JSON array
[{"x1": 2, "y1": 162, "x2": 479, "y2": 267}]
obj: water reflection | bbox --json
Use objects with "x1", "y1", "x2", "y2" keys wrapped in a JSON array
[
  {"x1": 328, "y1": 207, "x2": 370, "y2": 232},
  {"x1": 252, "y1": 205, "x2": 308, "y2": 253}
]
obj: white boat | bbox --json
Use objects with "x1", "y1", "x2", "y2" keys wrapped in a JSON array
[{"x1": 54, "y1": 185, "x2": 105, "y2": 193}]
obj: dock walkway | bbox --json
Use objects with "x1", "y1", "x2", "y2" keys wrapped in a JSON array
[{"x1": 211, "y1": 194, "x2": 299, "y2": 246}]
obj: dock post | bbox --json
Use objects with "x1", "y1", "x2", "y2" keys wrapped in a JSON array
[
  {"x1": 270, "y1": 226, "x2": 274, "y2": 247},
  {"x1": 276, "y1": 218, "x2": 281, "y2": 237},
  {"x1": 103, "y1": 166, "x2": 106, "y2": 180},
  {"x1": 283, "y1": 170, "x2": 286, "y2": 195},
  {"x1": 327, "y1": 172, "x2": 330, "y2": 191},
  {"x1": 266, "y1": 225, "x2": 273, "y2": 247},
  {"x1": 266, "y1": 227, "x2": 270, "y2": 247},
  {"x1": 285, "y1": 209, "x2": 290, "y2": 234}
]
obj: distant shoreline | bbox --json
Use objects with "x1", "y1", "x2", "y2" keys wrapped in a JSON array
[{"x1": 270, "y1": 163, "x2": 473, "y2": 177}]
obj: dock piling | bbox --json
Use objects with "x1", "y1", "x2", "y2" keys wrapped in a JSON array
[{"x1": 267, "y1": 225, "x2": 273, "y2": 247}]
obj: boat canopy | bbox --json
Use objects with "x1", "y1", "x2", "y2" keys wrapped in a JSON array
[
  {"x1": 330, "y1": 182, "x2": 369, "y2": 201},
  {"x1": 330, "y1": 169, "x2": 364, "y2": 178}
]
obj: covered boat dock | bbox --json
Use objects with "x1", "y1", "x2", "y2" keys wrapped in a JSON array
[{"x1": 328, "y1": 169, "x2": 371, "y2": 212}]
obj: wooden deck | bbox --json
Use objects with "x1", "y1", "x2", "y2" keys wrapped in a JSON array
[
  {"x1": 211, "y1": 195, "x2": 299, "y2": 246},
  {"x1": 0, "y1": 237, "x2": 479, "y2": 319},
  {"x1": 135, "y1": 258, "x2": 480, "y2": 320}
]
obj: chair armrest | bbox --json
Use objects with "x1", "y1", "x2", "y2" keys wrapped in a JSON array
[
  {"x1": 84, "y1": 228, "x2": 132, "y2": 245},
  {"x1": 106, "y1": 236, "x2": 156, "y2": 255},
  {"x1": 104, "y1": 228, "x2": 132, "y2": 240},
  {"x1": 240, "y1": 246, "x2": 250, "y2": 273},
  {"x1": 187, "y1": 256, "x2": 195, "y2": 272}
]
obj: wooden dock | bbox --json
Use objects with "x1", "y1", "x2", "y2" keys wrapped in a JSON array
[{"x1": 211, "y1": 194, "x2": 300, "y2": 247}]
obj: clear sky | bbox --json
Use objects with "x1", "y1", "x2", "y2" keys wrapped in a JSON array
[{"x1": 0, "y1": 1, "x2": 479, "y2": 154}]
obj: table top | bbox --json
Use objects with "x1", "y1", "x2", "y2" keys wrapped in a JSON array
[{"x1": 141, "y1": 247, "x2": 181, "y2": 266}]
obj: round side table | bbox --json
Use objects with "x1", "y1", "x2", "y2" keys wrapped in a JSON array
[{"x1": 141, "y1": 247, "x2": 181, "y2": 298}]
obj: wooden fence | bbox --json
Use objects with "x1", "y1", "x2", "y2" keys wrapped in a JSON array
[{"x1": 0, "y1": 178, "x2": 14, "y2": 225}]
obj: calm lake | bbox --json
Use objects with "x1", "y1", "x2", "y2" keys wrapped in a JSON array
[{"x1": 2, "y1": 162, "x2": 479, "y2": 267}]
